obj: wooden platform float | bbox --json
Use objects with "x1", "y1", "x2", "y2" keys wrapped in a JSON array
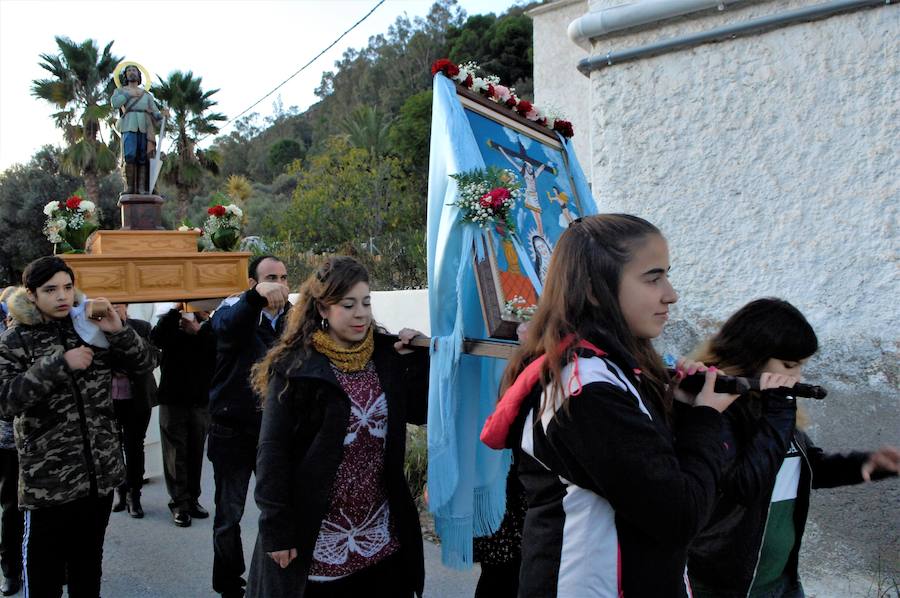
[{"x1": 61, "y1": 230, "x2": 250, "y2": 304}]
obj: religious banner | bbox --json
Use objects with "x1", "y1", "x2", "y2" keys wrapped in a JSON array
[
  {"x1": 426, "y1": 64, "x2": 598, "y2": 568},
  {"x1": 456, "y1": 87, "x2": 589, "y2": 339}
]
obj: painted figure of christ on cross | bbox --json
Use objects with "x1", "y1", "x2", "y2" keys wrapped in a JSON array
[
  {"x1": 487, "y1": 138, "x2": 557, "y2": 284},
  {"x1": 488, "y1": 138, "x2": 557, "y2": 237}
]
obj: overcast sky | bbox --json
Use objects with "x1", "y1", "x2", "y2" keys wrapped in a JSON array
[{"x1": 0, "y1": 0, "x2": 519, "y2": 173}]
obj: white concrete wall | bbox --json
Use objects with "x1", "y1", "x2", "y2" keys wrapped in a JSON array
[
  {"x1": 530, "y1": 0, "x2": 593, "y2": 167},
  {"x1": 532, "y1": 1, "x2": 899, "y2": 593},
  {"x1": 372, "y1": 289, "x2": 430, "y2": 336}
]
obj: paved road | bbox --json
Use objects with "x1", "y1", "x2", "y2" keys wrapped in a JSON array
[
  {"x1": 99, "y1": 453, "x2": 478, "y2": 597},
  {"x1": 98, "y1": 452, "x2": 862, "y2": 598}
]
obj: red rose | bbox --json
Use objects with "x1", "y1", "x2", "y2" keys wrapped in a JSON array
[
  {"x1": 553, "y1": 119, "x2": 575, "y2": 138},
  {"x1": 431, "y1": 59, "x2": 459, "y2": 78},
  {"x1": 463, "y1": 73, "x2": 473, "y2": 88},
  {"x1": 65, "y1": 195, "x2": 82, "y2": 210},
  {"x1": 487, "y1": 187, "x2": 511, "y2": 211},
  {"x1": 515, "y1": 100, "x2": 533, "y2": 117},
  {"x1": 208, "y1": 205, "x2": 227, "y2": 217},
  {"x1": 505, "y1": 97, "x2": 517, "y2": 108},
  {"x1": 479, "y1": 194, "x2": 493, "y2": 209},
  {"x1": 485, "y1": 84, "x2": 495, "y2": 99},
  {"x1": 490, "y1": 187, "x2": 511, "y2": 202}
]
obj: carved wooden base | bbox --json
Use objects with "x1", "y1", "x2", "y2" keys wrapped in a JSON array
[
  {"x1": 62, "y1": 252, "x2": 250, "y2": 303},
  {"x1": 118, "y1": 194, "x2": 165, "y2": 230},
  {"x1": 60, "y1": 230, "x2": 250, "y2": 303}
]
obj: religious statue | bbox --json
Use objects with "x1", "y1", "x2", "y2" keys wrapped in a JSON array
[{"x1": 110, "y1": 61, "x2": 165, "y2": 195}]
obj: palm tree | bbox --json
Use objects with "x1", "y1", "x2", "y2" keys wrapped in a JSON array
[
  {"x1": 154, "y1": 71, "x2": 226, "y2": 219},
  {"x1": 31, "y1": 36, "x2": 121, "y2": 203},
  {"x1": 341, "y1": 106, "x2": 393, "y2": 158}
]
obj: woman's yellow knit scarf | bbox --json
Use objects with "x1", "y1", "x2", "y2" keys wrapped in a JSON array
[{"x1": 311, "y1": 326, "x2": 374, "y2": 372}]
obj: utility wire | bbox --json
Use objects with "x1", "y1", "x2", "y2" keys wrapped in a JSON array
[{"x1": 196, "y1": 0, "x2": 386, "y2": 144}]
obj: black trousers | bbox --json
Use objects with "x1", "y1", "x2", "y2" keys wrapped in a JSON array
[
  {"x1": 0, "y1": 448, "x2": 22, "y2": 580},
  {"x1": 23, "y1": 492, "x2": 113, "y2": 598},
  {"x1": 113, "y1": 399, "x2": 151, "y2": 492},
  {"x1": 305, "y1": 552, "x2": 413, "y2": 598},
  {"x1": 208, "y1": 422, "x2": 257, "y2": 596},
  {"x1": 160, "y1": 404, "x2": 209, "y2": 511},
  {"x1": 476, "y1": 560, "x2": 521, "y2": 598}
]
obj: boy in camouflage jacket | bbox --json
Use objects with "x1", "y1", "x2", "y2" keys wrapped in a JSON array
[{"x1": 0, "y1": 257, "x2": 154, "y2": 597}]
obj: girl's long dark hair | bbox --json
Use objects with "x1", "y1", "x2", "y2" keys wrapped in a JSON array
[
  {"x1": 501, "y1": 214, "x2": 671, "y2": 417},
  {"x1": 692, "y1": 298, "x2": 818, "y2": 377},
  {"x1": 251, "y1": 256, "x2": 370, "y2": 402}
]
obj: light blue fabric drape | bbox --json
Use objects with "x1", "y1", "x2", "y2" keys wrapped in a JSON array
[{"x1": 426, "y1": 73, "x2": 598, "y2": 568}]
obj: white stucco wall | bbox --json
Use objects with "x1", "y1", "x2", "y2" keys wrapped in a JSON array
[
  {"x1": 531, "y1": 1, "x2": 899, "y2": 593},
  {"x1": 530, "y1": 0, "x2": 593, "y2": 166},
  {"x1": 371, "y1": 289, "x2": 430, "y2": 335}
]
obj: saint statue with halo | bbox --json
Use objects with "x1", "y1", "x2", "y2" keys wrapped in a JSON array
[{"x1": 110, "y1": 60, "x2": 166, "y2": 196}]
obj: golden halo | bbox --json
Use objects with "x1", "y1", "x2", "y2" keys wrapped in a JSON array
[{"x1": 113, "y1": 60, "x2": 153, "y2": 90}]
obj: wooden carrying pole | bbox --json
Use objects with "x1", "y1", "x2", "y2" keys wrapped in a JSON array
[{"x1": 400, "y1": 335, "x2": 519, "y2": 361}]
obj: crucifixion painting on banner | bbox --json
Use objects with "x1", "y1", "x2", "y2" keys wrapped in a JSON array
[{"x1": 461, "y1": 99, "x2": 587, "y2": 339}]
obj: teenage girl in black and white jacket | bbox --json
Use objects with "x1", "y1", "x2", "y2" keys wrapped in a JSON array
[{"x1": 482, "y1": 214, "x2": 739, "y2": 597}]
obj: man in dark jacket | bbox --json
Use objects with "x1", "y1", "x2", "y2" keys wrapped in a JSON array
[
  {"x1": 151, "y1": 305, "x2": 216, "y2": 527},
  {"x1": 0, "y1": 257, "x2": 154, "y2": 597},
  {"x1": 111, "y1": 303, "x2": 159, "y2": 519},
  {"x1": 208, "y1": 255, "x2": 290, "y2": 598}
]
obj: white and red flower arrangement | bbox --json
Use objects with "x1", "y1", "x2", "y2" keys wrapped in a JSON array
[
  {"x1": 203, "y1": 203, "x2": 243, "y2": 251},
  {"x1": 431, "y1": 58, "x2": 574, "y2": 138},
  {"x1": 449, "y1": 166, "x2": 522, "y2": 237},
  {"x1": 42, "y1": 194, "x2": 99, "y2": 252}
]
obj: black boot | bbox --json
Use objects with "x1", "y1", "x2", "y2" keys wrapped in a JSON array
[
  {"x1": 189, "y1": 500, "x2": 209, "y2": 519},
  {"x1": 172, "y1": 507, "x2": 191, "y2": 528},
  {"x1": 126, "y1": 489, "x2": 144, "y2": 518},
  {"x1": 134, "y1": 163, "x2": 144, "y2": 195},
  {"x1": 123, "y1": 163, "x2": 135, "y2": 195},
  {"x1": 136, "y1": 162, "x2": 151, "y2": 195},
  {"x1": 112, "y1": 486, "x2": 127, "y2": 512}
]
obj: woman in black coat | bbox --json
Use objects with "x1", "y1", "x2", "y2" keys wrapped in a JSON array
[{"x1": 247, "y1": 257, "x2": 428, "y2": 598}]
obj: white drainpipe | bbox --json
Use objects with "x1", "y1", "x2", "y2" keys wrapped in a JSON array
[
  {"x1": 568, "y1": 0, "x2": 744, "y2": 43},
  {"x1": 575, "y1": 0, "x2": 895, "y2": 73}
]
